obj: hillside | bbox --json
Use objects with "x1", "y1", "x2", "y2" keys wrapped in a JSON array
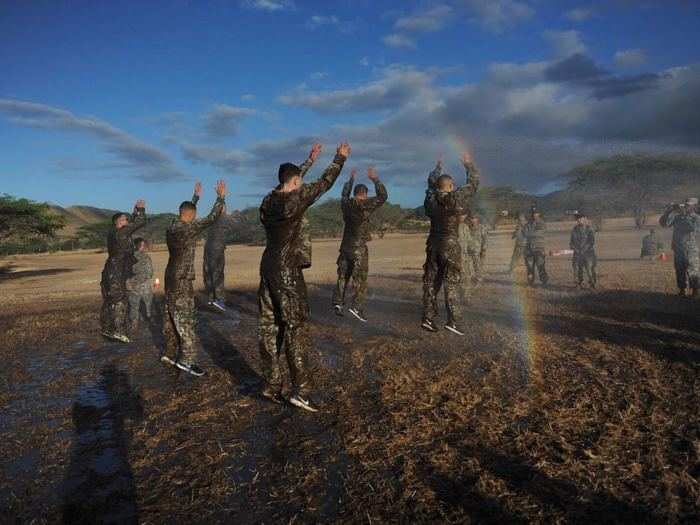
[{"x1": 48, "y1": 205, "x2": 118, "y2": 238}]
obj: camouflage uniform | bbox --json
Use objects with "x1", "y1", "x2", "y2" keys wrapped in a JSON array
[
  {"x1": 203, "y1": 213, "x2": 239, "y2": 302},
  {"x1": 457, "y1": 222, "x2": 473, "y2": 299},
  {"x1": 297, "y1": 157, "x2": 315, "y2": 269},
  {"x1": 640, "y1": 232, "x2": 660, "y2": 258},
  {"x1": 162, "y1": 196, "x2": 225, "y2": 365},
  {"x1": 523, "y1": 218, "x2": 548, "y2": 285},
  {"x1": 422, "y1": 162, "x2": 480, "y2": 326},
  {"x1": 126, "y1": 250, "x2": 154, "y2": 331},
  {"x1": 465, "y1": 222, "x2": 488, "y2": 284},
  {"x1": 570, "y1": 223, "x2": 597, "y2": 287},
  {"x1": 509, "y1": 223, "x2": 527, "y2": 272},
  {"x1": 332, "y1": 178, "x2": 388, "y2": 312},
  {"x1": 659, "y1": 207, "x2": 700, "y2": 293},
  {"x1": 100, "y1": 207, "x2": 146, "y2": 338},
  {"x1": 258, "y1": 154, "x2": 347, "y2": 397}
]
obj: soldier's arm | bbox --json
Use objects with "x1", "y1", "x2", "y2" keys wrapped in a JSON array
[
  {"x1": 190, "y1": 180, "x2": 227, "y2": 236},
  {"x1": 121, "y1": 201, "x2": 147, "y2": 235},
  {"x1": 299, "y1": 143, "x2": 350, "y2": 210},
  {"x1": 569, "y1": 230, "x2": 576, "y2": 251},
  {"x1": 341, "y1": 175, "x2": 354, "y2": 203},
  {"x1": 299, "y1": 143, "x2": 322, "y2": 179},
  {"x1": 191, "y1": 181, "x2": 202, "y2": 206},
  {"x1": 145, "y1": 254, "x2": 154, "y2": 280},
  {"x1": 362, "y1": 178, "x2": 388, "y2": 213},
  {"x1": 659, "y1": 207, "x2": 676, "y2": 227},
  {"x1": 427, "y1": 161, "x2": 442, "y2": 192}
]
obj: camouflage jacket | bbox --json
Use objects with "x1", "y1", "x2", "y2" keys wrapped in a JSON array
[
  {"x1": 466, "y1": 223, "x2": 488, "y2": 255},
  {"x1": 424, "y1": 162, "x2": 480, "y2": 243},
  {"x1": 458, "y1": 223, "x2": 472, "y2": 257},
  {"x1": 570, "y1": 224, "x2": 595, "y2": 254},
  {"x1": 340, "y1": 178, "x2": 388, "y2": 253},
  {"x1": 126, "y1": 251, "x2": 153, "y2": 291},
  {"x1": 659, "y1": 209, "x2": 700, "y2": 253},
  {"x1": 165, "y1": 196, "x2": 225, "y2": 292},
  {"x1": 512, "y1": 223, "x2": 527, "y2": 247},
  {"x1": 523, "y1": 219, "x2": 546, "y2": 252},
  {"x1": 204, "y1": 212, "x2": 241, "y2": 255},
  {"x1": 103, "y1": 207, "x2": 146, "y2": 279},
  {"x1": 260, "y1": 154, "x2": 346, "y2": 273}
]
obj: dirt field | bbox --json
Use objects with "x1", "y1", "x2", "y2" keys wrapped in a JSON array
[{"x1": 1, "y1": 222, "x2": 699, "y2": 524}]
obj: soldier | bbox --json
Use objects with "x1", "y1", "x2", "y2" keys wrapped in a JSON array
[
  {"x1": 509, "y1": 214, "x2": 527, "y2": 273},
  {"x1": 161, "y1": 181, "x2": 226, "y2": 377},
  {"x1": 659, "y1": 198, "x2": 700, "y2": 297},
  {"x1": 523, "y1": 207, "x2": 548, "y2": 286},
  {"x1": 126, "y1": 237, "x2": 154, "y2": 335},
  {"x1": 202, "y1": 205, "x2": 241, "y2": 313},
  {"x1": 457, "y1": 213, "x2": 473, "y2": 302},
  {"x1": 258, "y1": 142, "x2": 351, "y2": 412},
  {"x1": 332, "y1": 167, "x2": 388, "y2": 321},
  {"x1": 421, "y1": 153, "x2": 480, "y2": 335},
  {"x1": 640, "y1": 228, "x2": 662, "y2": 259},
  {"x1": 466, "y1": 215, "x2": 488, "y2": 286},
  {"x1": 100, "y1": 200, "x2": 146, "y2": 343},
  {"x1": 569, "y1": 212, "x2": 597, "y2": 289}
]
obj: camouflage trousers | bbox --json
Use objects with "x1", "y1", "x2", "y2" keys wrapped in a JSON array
[
  {"x1": 332, "y1": 246, "x2": 369, "y2": 311},
  {"x1": 573, "y1": 251, "x2": 597, "y2": 286},
  {"x1": 163, "y1": 282, "x2": 198, "y2": 365},
  {"x1": 100, "y1": 270, "x2": 128, "y2": 337},
  {"x1": 128, "y1": 285, "x2": 153, "y2": 330},
  {"x1": 673, "y1": 248, "x2": 700, "y2": 291},
  {"x1": 258, "y1": 268, "x2": 311, "y2": 396},
  {"x1": 509, "y1": 244, "x2": 525, "y2": 272},
  {"x1": 465, "y1": 250, "x2": 484, "y2": 283},
  {"x1": 203, "y1": 247, "x2": 225, "y2": 301},
  {"x1": 525, "y1": 248, "x2": 548, "y2": 285},
  {"x1": 422, "y1": 240, "x2": 462, "y2": 325}
]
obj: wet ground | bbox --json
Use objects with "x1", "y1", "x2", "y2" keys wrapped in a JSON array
[{"x1": 1, "y1": 229, "x2": 699, "y2": 523}]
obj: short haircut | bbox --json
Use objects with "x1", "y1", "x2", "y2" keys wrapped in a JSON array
[
  {"x1": 179, "y1": 201, "x2": 197, "y2": 213},
  {"x1": 133, "y1": 237, "x2": 145, "y2": 249},
  {"x1": 112, "y1": 212, "x2": 127, "y2": 225},
  {"x1": 437, "y1": 174, "x2": 453, "y2": 188},
  {"x1": 354, "y1": 184, "x2": 368, "y2": 196},
  {"x1": 278, "y1": 163, "x2": 302, "y2": 184}
]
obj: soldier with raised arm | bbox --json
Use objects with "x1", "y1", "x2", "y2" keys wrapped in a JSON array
[
  {"x1": 659, "y1": 197, "x2": 700, "y2": 297},
  {"x1": 100, "y1": 199, "x2": 146, "y2": 343},
  {"x1": 258, "y1": 142, "x2": 351, "y2": 412},
  {"x1": 161, "y1": 181, "x2": 226, "y2": 377},
  {"x1": 421, "y1": 153, "x2": 480, "y2": 335},
  {"x1": 126, "y1": 237, "x2": 155, "y2": 335},
  {"x1": 332, "y1": 167, "x2": 388, "y2": 322}
]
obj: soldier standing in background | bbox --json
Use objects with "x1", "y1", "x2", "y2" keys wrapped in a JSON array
[
  {"x1": 126, "y1": 237, "x2": 154, "y2": 335},
  {"x1": 161, "y1": 181, "x2": 226, "y2": 377},
  {"x1": 640, "y1": 228, "x2": 662, "y2": 259},
  {"x1": 509, "y1": 214, "x2": 527, "y2": 273},
  {"x1": 457, "y1": 213, "x2": 472, "y2": 302},
  {"x1": 332, "y1": 166, "x2": 388, "y2": 322},
  {"x1": 523, "y1": 207, "x2": 548, "y2": 286},
  {"x1": 421, "y1": 153, "x2": 480, "y2": 335},
  {"x1": 570, "y1": 212, "x2": 597, "y2": 289},
  {"x1": 100, "y1": 200, "x2": 146, "y2": 343},
  {"x1": 465, "y1": 215, "x2": 488, "y2": 286},
  {"x1": 258, "y1": 142, "x2": 350, "y2": 412},
  {"x1": 201, "y1": 204, "x2": 242, "y2": 313},
  {"x1": 659, "y1": 198, "x2": 700, "y2": 297}
]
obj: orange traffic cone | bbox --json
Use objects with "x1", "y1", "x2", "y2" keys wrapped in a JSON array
[{"x1": 659, "y1": 252, "x2": 667, "y2": 261}]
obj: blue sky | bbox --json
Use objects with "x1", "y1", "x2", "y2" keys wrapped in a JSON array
[{"x1": 1, "y1": 0, "x2": 699, "y2": 212}]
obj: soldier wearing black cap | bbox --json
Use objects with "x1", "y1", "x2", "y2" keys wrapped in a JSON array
[
  {"x1": 258, "y1": 142, "x2": 351, "y2": 412},
  {"x1": 570, "y1": 212, "x2": 597, "y2": 289},
  {"x1": 523, "y1": 206, "x2": 548, "y2": 286}
]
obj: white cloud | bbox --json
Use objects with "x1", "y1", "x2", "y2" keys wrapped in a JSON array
[
  {"x1": 383, "y1": 33, "x2": 416, "y2": 49},
  {"x1": 394, "y1": 5, "x2": 452, "y2": 33},
  {"x1": 204, "y1": 105, "x2": 256, "y2": 138},
  {"x1": 359, "y1": 56, "x2": 370, "y2": 67},
  {"x1": 615, "y1": 48, "x2": 648, "y2": 68},
  {"x1": 564, "y1": 7, "x2": 595, "y2": 22},
  {"x1": 459, "y1": 0, "x2": 535, "y2": 33},
  {"x1": 543, "y1": 29, "x2": 586, "y2": 58},
  {"x1": 307, "y1": 15, "x2": 339, "y2": 28},
  {"x1": 241, "y1": 0, "x2": 293, "y2": 12},
  {"x1": 241, "y1": 94, "x2": 256, "y2": 101}
]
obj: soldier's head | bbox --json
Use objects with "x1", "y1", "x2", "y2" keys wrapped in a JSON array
[
  {"x1": 575, "y1": 212, "x2": 586, "y2": 225},
  {"x1": 518, "y1": 213, "x2": 527, "y2": 225},
  {"x1": 354, "y1": 184, "x2": 369, "y2": 201},
  {"x1": 529, "y1": 207, "x2": 540, "y2": 221},
  {"x1": 470, "y1": 215, "x2": 480, "y2": 226},
  {"x1": 685, "y1": 197, "x2": 698, "y2": 213},
  {"x1": 179, "y1": 201, "x2": 197, "y2": 223},
  {"x1": 437, "y1": 174, "x2": 454, "y2": 192},
  {"x1": 278, "y1": 163, "x2": 302, "y2": 192},
  {"x1": 133, "y1": 237, "x2": 147, "y2": 252},
  {"x1": 112, "y1": 212, "x2": 129, "y2": 229},
  {"x1": 460, "y1": 213, "x2": 469, "y2": 223}
]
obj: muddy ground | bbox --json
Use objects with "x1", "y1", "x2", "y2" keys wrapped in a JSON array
[{"x1": 1, "y1": 222, "x2": 699, "y2": 524}]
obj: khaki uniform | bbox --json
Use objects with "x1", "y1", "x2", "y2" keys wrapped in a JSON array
[
  {"x1": 126, "y1": 250, "x2": 154, "y2": 331},
  {"x1": 660, "y1": 208, "x2": 700, "y2": 293},
  {"x1": 523, "y1": 218, "x2": 548, "y2": 285}
]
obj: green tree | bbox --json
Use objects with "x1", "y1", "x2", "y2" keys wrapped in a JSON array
[{"x1": 0, "y1": 194, "x2": 65, "y2": 242}]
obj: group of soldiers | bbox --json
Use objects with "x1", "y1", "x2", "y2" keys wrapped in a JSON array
[{"x1": 99, "y1": 142, "x2": 700, "y2": 412}]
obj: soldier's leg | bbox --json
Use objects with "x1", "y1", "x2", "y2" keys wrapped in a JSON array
[
  {"x1": 127, "y1": 291, "x2": 141, "y2": 332},
  {"x1": 283, "y1": 269, "x2": 310, "y2": 397},
  {"x1": 171, "y1": 288, "x2": 197, "y2": 364},
  {"x1": 687, "y1": 249, "x2": 699, "y2": 294},
  {"x1": 350, "y1": 246, "x2": 369, "y2": 311},
  {"x1": 674, "y1": 252, "x2": 688, "y2": 292},
  {"x1": 524, "y1": 251, "x2": 535, "y2": 284},
  {"x1": 443, "y1": 249, "x2": 463, "y2": 326},
  {"x1": 422, "y1": 248, "x2": 439, "y2": 323},
  {"x1": 142, "y1": 288, "x2": 154, "y2": 319},
  {"x1": 586, "y1": 254, "x2": 597, "y2": 286},
  {"x1": 536, "y1": 251, "x2": 548, "y2": 284},
  {"x1": 162, "y1": 298, "x2": 180, "y2": 360},
  {"x1": 100, "y1": 277, "x2": 114, "y2": 335},
  {"x1": 332, "y1": 254, "x2": 350, "y2": 307},
  {"x1": 213, "y1": 251, "x2": 226, "y2": 302},
  {"x1": 258, "y1": 277, "x2": 283, "y2": 394},
  {"x1": 203, "y1": 255, "x2": 214, "y2": 302}
]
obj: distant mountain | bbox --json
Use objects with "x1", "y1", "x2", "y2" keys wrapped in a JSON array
[{"x1": 48, "y1": 205, "x2": 119, "y2": 238}]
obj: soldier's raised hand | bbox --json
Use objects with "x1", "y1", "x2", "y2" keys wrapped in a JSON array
[
  {"x1": 309, "y1": 143, "x2": 322, "y2": 162},
  {"x1": 216, "y1": 180, "x2": 226, "y2": 198},
  {"x1": 135, "y1": 199, "x2": 146, "y2": 210},
  {"x1": 194, "y1": 181, "x2": 203, "y2": 197},
  {"x1": 461, "y1": 151, "x2": 473, "y2": 166},
  {"x1": 337, "y1": 142, "x2": 351, "y2": 158},
  {"x1": 367, "y1": 166, "x2": 379, "y2": 182}
]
